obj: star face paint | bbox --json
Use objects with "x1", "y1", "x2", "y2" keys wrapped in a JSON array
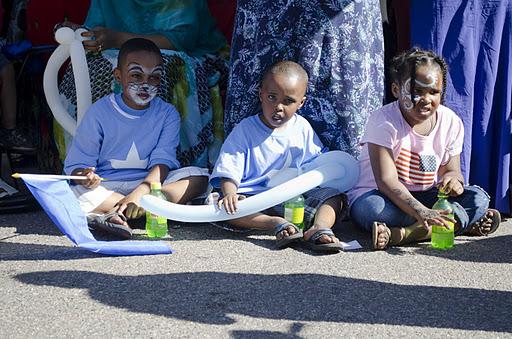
[{"x1": 126, "y1": 64, "x2": 162, "y2": 106}]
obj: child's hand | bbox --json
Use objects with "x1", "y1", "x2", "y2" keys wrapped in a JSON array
[
  {"x1": 115, "y1": 192, "x2": 146, "y2": 219},
  {"x1": 218, "y1": 193, "x2": 246, "y2": 214},
  {"x1": 73, "y1": 167, "x2": 101, "y2": 189},
  {"x1": 418, "y1": 207, "x2": 456, "y2": 229},
  {"x1": 438, "y1": 176, "x2": 464, "y2": 197}
]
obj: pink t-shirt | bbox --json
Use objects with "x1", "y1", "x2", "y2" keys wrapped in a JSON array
[{"x1": 348, "y1": 101, "x2": 464, "y2": 204}]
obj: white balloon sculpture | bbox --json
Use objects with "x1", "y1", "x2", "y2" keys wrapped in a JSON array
[
  {"x1": 141, "y1": 151, "x2": 359, "y2": 223},
  {"x1": 43, "y1": 27, "x2": 92, "y2": 136}
]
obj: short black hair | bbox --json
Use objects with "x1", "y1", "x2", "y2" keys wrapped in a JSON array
[
  {"x1": 390, "y1": 47, "x2": 449, "y2": 102},
  {"x1": 262, "y1": 60, "x2": 309, "y2": 87},
  {"x1": 117, "y1": 38, "x2": 162, "y2": 68}
]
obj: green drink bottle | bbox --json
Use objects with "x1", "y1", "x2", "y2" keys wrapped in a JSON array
[
  {"x1": 284, "y1": 194, "x2": 305, "y2": 230},
  {"x1": 145, "y1": 182, "x2": 168, "y2": 238},
  {"x1": 431, "y1": 188, "x2": 454, "y2": 249}
]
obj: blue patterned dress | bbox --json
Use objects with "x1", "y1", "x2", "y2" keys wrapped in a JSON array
[{"x1": 224, "y1": 0, "x2": 385, "y2": 157}]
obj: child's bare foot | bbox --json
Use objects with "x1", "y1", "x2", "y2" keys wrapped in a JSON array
[
  {"x1": 372, "y1": 222, "x2": 391, "y2": 250},
  {"x1": 468, "y1": 209, "x2": 501, "y2": 236}
]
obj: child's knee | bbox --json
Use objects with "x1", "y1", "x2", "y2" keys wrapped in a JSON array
[
  {"x1": 350, "y1": 194, "x2": 390, "y2": 232},
  {"x1": 461, "y1": 185, "x2": 490, "y2": 210},
  {"x1": 324, "y1": 195, "x2": 343, "y2": 213}
]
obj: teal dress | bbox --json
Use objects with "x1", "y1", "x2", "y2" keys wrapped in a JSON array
[{"x1": 84, "y1": 0, "x2": 226, "y2": 56}]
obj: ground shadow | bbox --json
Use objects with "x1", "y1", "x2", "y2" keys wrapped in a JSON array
[
  {"x1": 0, "y1": 242, "x2": 102, "y2": 260},
  {"x1": 231, "y1": 328, "x2": 302, "y2": 339},
  {"x1": 16, "y1": 270, "x2": 511, "y2": 333},
  {"x1": 412, "y1": 235, "x2": 512, "y2": 264},
  {"x1": 0, "y1": 211, "x2": 62, "y2": 236}
]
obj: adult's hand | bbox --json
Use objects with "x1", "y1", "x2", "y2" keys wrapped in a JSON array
[{"x1": 81, "y1": 27, "x2": 124, "y2": 52}]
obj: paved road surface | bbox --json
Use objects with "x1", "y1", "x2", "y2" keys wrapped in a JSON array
[{"x1": 1, "y1": 208, "x2": 511, "y2": 338}]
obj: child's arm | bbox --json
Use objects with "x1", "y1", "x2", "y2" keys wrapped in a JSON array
[
  {"x1": 64, "y1": 102, "x2": 105, "y2": 184},
  {"x1": 218, "y1": 178, "x2": 245, "y2": 214},
  {"x1": 115, "y1": 164, "x2": 170, "y2": 219},
  {"x1": 368, "y1": 143, "x2": 453, "y2": 228},
  {"x1": 437, "y1": 154, "x2": 464, "y2": 196}
]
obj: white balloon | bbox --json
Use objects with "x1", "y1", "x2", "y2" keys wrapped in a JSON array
[
  {"x1": 140, "y1": 151, "x2": 359, "y2": 223},
  {"x1": 267, "y1": 150, "x2": 358, "y2": 192},
  {"x1": 70, "y1": 40, "x2": 92, "y2": 125},
  {"x1": 74, "y1": 28, "x2": 89, "y2": 42},
  {"x1": 43, "y1": 45, "x2": 77, "y2": 135},
  {"x1": 43, "y1": 27, "x2": 93, "y2": 136},
  {"x1": 54, "y1": 27, "x2": 75, "y2": 44}
]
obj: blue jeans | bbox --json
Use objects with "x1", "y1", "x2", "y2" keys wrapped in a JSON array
[{"x1": 350, "y1": 185, "x2": 490, "y2": 235}]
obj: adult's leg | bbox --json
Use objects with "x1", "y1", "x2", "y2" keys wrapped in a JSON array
[{"x1": 0, "y1": 62, "x2": 16, "y2": 130}]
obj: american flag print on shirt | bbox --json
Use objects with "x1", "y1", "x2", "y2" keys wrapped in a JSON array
[{"x1": 395, "y1": 148, "x2": 437, "y2": 186}]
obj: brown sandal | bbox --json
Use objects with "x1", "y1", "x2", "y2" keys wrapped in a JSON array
[
  {"x1": 372, "y1": 222, "x2": 391, "y2": 250},
  {"x1": 468, "y1": 209, "x2": 501, "y2": 236}
]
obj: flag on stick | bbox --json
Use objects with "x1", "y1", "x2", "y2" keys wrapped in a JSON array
[{"x1": 19, "y1": 174, "x2": 173, "y2": 256}]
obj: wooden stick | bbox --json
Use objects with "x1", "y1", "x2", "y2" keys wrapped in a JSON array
[{"x1": 11, "y1": 173, "x2": 106, "y2": 181}]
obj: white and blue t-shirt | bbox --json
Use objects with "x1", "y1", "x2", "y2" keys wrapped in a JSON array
[
  {"x1": 210, "y1": 114, "x2": 325, "y2": 193},
  {"x1": 64, "y1": 94, "x2": 181, "y2": 181}
]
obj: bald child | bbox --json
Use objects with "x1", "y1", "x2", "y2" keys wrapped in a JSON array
[{"x1": 209, "y1": 61, "x2": 346, "y2": 253}]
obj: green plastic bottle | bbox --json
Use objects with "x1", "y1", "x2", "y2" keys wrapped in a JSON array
[
  {"x1": 284, "y1": 194, "x2": 305, "y2": 230},
  {"x1": 431, "y1": 189, "x2": 454, "y2": 249},
  {"x1": 145, "y1": 182, "x2": 168, "y2": 238}
]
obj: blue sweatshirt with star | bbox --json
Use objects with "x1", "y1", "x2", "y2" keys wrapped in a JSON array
[{"x1": 64, "y1": 93, "x2": 181, "y2": 181}]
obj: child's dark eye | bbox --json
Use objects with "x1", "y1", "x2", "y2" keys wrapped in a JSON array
[
  {"x1": 267, "y1": 95, "x2": 276, "y2": 101},
  {"x1": 284, "y1": 99, "x2": 295, "y2": 105}
]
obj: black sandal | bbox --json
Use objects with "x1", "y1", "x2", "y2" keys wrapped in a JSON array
[
  {"x1": 275, "y1": 222, "x2": 303, "y2": 249},
  {"x1": 304, "y1": 228, "x2": 343, "y2": 253},
  {"x1": 87, "y1": 211, "x2": 133, "y2": 239}
]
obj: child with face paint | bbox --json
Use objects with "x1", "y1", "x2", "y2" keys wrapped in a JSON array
[
  {"x1": 64, "y1": 38, "x2": 209, "y2": 239},
  {"x1": 348, "y1": 48, "x2": 501, "y2": 250},
  {"x1": 209, "y1": 61, "x2": 347, "y2": 253}
]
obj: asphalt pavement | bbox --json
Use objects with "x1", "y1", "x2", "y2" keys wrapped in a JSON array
[{"x1": 1, "y1": 206, "x2": 511, "y2": 338}]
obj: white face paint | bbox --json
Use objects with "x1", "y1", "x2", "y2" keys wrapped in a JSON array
[
  {"x1": 126, "y1": 64, "x2": 162, "y2": 106},
  {"x1": 399, "y1": 72, "x2": 439, "y2": 111}
]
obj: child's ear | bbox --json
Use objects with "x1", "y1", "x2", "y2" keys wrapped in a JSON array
[
  {"x1": 391, "y1": 82, "x2": 400, "y2": 99},
  {"x1": 113, "y1": 68, "x2": 121, "y2": 83},
  {"x1": 258, "y1": 88, "x2": 263, "y2": 102},
  {"x1": 298, "y1": 96, "x2": 306, "y2": 109}
]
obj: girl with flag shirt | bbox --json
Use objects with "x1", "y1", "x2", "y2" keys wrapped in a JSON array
[{"x1": 348, "y1": 48, "x2": 501, "y2": 250}]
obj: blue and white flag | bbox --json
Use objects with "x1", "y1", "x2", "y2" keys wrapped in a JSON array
[{"x1": 20, "y1": 174, "x2": 173, "y2": 256}]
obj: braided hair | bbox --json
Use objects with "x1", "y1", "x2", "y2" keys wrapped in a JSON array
[{"x1": 390, "y1": 47, "x2": 448, "y2": 104}]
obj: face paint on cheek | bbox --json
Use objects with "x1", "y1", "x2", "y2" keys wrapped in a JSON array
[
  {"x1": 400, "y1": 79, "x2": 414, "y2": 111},
  {"x1": 127, "y1": 82, "x2": 159, "y2": 105}
]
